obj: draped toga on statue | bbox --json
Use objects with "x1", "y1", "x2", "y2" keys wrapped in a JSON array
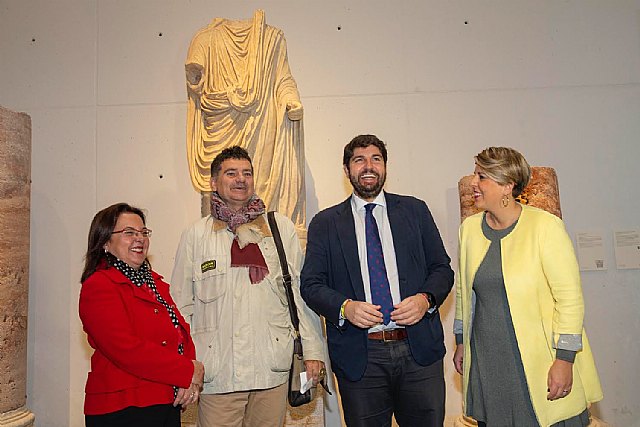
[{"x1": 185, "y1": 9, "x2": 306, "y2": 237}]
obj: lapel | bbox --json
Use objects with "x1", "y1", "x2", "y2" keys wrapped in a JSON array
[
  {"x1": 103, "y1": 267, "x2": 158, "y2": 304},
  {"x1": 385, "y1": 193, "x2": 409, "y2": 285},
  {"x1": 334, "y1": 197, "x2": 366, "y2": 301}
]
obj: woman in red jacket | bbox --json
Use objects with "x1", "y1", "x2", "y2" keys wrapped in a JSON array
[{"x1": 79, "y1": 203, "x2": 204, "y2": 427}]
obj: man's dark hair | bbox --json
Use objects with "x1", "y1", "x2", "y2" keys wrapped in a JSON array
[
  {"x1": 210, "y1": 146, "x2": 253, "y2": 176},
  {"x1": 342, "y1": 134, "x2": 388, "y2": 167}
]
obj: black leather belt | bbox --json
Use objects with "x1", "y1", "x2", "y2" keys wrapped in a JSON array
[{"x1": 367, "y1": 329, "x2": 407, "y2": 342}]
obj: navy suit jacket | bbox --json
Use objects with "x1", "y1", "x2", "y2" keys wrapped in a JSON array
[{"x1": 301, "y1": 192, "x2": 454, "y2": 381}]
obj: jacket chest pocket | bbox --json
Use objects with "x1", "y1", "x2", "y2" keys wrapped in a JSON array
[{"x1": 193, "y1": 254, "x2": 228, "y2": 303}]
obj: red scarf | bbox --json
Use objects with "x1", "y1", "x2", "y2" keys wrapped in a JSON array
[{"x1": 211, "y1": 192, "x2": 268, "y2": 284}]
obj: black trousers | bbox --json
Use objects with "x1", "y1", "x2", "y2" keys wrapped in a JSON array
[
  {"x1": 337, "y1": 339, "x2": 445, "y2": 427},
  {"x1": 85, "y1": 403, "x2": 181, "y2": 427}
]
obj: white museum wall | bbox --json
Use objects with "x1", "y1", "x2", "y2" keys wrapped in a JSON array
[{"x1": 1, "y1": 1, "x2": 639, "y2": 426}]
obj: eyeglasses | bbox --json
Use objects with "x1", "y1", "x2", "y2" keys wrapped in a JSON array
[{"x1": 111, "y1": 227, "x2": 152, "y2": 238}]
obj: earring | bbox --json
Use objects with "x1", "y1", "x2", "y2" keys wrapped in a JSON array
[{"x1": 501, "y1": 195, "x2": 510, "y2": 208}]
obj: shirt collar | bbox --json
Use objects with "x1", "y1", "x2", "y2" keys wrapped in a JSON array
[
  {"x1": 210, "y1": 214, "x2": 270, "y2": 236},
  {"x1": 351, "y1": 191, "x2": 387, "y2": 212}
]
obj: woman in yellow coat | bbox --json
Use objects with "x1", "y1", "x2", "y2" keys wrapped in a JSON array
[{"x1": 453, "y1": 147, "x2": 602, "y2": 427}]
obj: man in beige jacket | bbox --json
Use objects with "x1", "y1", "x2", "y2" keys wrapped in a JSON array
[{"x1": 171, "y1": 146, "x2": 325, "y2": 427}]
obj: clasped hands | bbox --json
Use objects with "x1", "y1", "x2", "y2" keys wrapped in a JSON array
[
  {"x1": 173, "y1": 360, "x2": 205, "y2": 408},
  {"x1": 343, "y1": 294, "x2": 430, "y2": 329}
]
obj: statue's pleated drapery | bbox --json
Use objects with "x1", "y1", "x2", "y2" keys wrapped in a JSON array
[{"x1": 186, "y1": 10, "x2": 306, "y2": 236}]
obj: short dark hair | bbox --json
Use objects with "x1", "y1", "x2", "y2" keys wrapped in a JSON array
[
  {"x1": 81, "y1": 203, "x2": 146, "y2": 283},
  {"x1": 343, "y1": 134, "x2": 388, "y2": 167},
  {"x1": 210, "y1": 146, "x2": 253, "y2": 177}
]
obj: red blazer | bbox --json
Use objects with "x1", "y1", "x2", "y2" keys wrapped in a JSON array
[{"x1": 79, "y1": 265, "x2": 196, "y2": 415}]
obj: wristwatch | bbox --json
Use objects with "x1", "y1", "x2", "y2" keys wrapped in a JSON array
[{"x1": 423, "y1": 292, "x2": 437, "y2": 314}]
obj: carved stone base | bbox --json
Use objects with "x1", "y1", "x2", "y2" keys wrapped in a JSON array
[{"x1": 0, "y1": 407, "x2": 35, "y2": 427}]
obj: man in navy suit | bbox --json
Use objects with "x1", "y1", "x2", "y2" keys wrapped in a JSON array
[{"x1": 301, "y1": 135, "x2": 454, "y2": 426}]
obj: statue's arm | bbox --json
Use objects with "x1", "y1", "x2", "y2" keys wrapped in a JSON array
[
  {"x1": 274, "y1": 37, "x2": 303, "y2": 121},
  {"x1": 185, "y1": 31, "x2": 209, "y2": 96},
  {"x1": 186, "y1": 63, "x2": 204, "y2": 87}
]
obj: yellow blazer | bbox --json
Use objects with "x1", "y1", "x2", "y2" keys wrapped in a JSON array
[{"x1": 455, "y1": 205, "x2": 603, "y2": 426}]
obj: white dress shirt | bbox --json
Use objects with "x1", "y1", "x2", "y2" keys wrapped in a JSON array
[{"x1": 350, "y1": 192, "x2": 402, "y2": 332}]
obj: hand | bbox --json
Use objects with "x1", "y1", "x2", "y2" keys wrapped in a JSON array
[
  {"x1": 286, "y1": 100, "x2": 303, "y2": 120},
  {"x1": 343, "y1": 300, "x2": 383, "y2": 328},
  {"x1": 547, "y1": 359, "x2": 573, "y2": 401},
  {"x1": 390, "y1": 294, "x2": 429, "y2": 325},
  {"x1": 304, "y1": 360, "x2": 325, "y2": 386},
  {"x1": 173, "y1": 382, "x2": 201, "y2": 408},
  {"x1": 174, "y1": 360, "x2": 205, "y2": 407},
  {"x1": 453, "y1": 344, "x2": 464, "y2": 375},
  {"x1": 191, "y1": 360, "x2": 204, "y2": 389}
]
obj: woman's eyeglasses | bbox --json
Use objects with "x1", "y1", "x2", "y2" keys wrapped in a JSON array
[{"x1": 111, "y1": 227, "x2": 152, "y2": 238}]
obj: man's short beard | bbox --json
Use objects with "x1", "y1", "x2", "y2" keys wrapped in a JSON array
[{"x1": 349, "y1": 172, "x2": 386, "y2": 200}]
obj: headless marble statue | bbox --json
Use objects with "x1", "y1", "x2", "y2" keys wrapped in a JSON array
[{"x1": 185, "y1": 9, "x2": 306, "y2": 238}]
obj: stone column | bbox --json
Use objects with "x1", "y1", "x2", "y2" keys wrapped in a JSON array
[{"x1": 0, "y1": 106, "x2": 35, "y2": 427}]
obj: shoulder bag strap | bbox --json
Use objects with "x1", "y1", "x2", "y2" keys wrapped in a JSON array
[{"x1": 267, "y1": 211, "x2": 300, "y2": 333}]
